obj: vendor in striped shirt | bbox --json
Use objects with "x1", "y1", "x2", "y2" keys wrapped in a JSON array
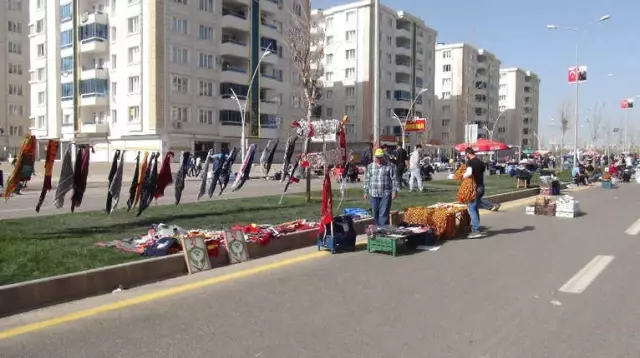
[{"x1": 364, "y1": 148, "x2": 399, "y2": 226}]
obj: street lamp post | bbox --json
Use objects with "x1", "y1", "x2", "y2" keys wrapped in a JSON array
[
  {"x1": 547, "y1": 14, "x2": 610, "y2": 168},
  {"x1": 230, "y1": 50, "x2": 272, "y2": 160},
  {"x1": 392, "y1": 88, "x2": 428, "y2": 149}
]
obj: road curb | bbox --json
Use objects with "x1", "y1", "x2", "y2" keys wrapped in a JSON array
[{"x1": 0, "y1": 188, "x2": 541, "y2": 318}]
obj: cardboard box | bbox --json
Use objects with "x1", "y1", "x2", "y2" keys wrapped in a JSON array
[
  {"x1": 525, "y1": 205, "x2": 535, "y2": 215},
  {"x1": 556, "y1": 201, "x2": 580, "y2": 213},
  {"x1": 556, "y1": 211, "x2": 578, "y2": 218}
]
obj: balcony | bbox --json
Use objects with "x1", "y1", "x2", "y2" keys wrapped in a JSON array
[
  {"x1": 260, "y1": 100, "x2": 278, "y2": 115},
  {"x1": 220, "y1": 56, "x2": 249, "y2": 82},
  {"x1": 81, "y1": 122, "x2": 109, "y2": 134},
  {"x1": 79, "y1": 22, "x2": 109, "y2": 53},
  {"x1": 80, "y1": 38, "x2": 108, "y2": 53},
  {"x1": 262, "y1": 0, "x2": 281, "y2": 13},
  {"x1": 81, "y1": 67, "x2": 108, "y2": 80},
  {"x1": 395, "y1": 73, "x2": 411, "y2": 91},
  {"x1": 80, "y1": 93, "x2": 108, "y2": 107},
  {"x1": 396, "y1": 18, "x2": 411, "y2": 34},
  {"x1": 261, "y1": 14, "x2": 280, "y2": 38},
  {"x1": 80, "y1": 10, "x2": 108, "y2": 25},
  {"x1": 260, "y1": 65, "x2": 281, "y2": 88},
  {"x1": 221, "y1": 7, "x2": 249, "y2": 32},
  {"x1": 220, "y1": 34, "x2": 249, "y2": 58}
]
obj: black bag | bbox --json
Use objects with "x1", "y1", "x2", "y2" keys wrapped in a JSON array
[{"x1": 324, "y1": 215, "x2": 356, "y2": 249}]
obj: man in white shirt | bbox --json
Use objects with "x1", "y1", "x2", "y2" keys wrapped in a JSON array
[{"x1": 408, "y1": 144, "x2": 423, "y2": 192}]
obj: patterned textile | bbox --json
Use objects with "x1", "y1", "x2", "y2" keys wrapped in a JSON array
[
  {"x1": 108, "y1": 150, "x2": 126, "y2": 214},
  {"x1": 281, "y1": 135, "x2": 297, "y2": 182},
  {"x1": 403, "y1": 205, "x2": 469, "y2": 238},
  {"x1": 454, "y1": 165, "x2": 476, "y2": 204},
  {"x1": 53, "y1": 145, "x2": 74, "y2": 208},
  {"x1": 137, "y1": 153, "x2": 159, "y2": 217},
  {"x1": 232, "y1": 144, "x2": 257, "y2": 192},
  {"x1": 126, "y1": 152, "x2": 141, "y2": 211},
  {"x1": 218, "y1": 147, "x2": 238, "y2": 195},
  {"x1": 264, "y1": 139, "x2": 279, "y2": 177},
  {"x1": 363, "y1": 162, "x2": 399, "y2": 198},
  {"x1": 134, "y1": 152, "x2": 150, "y2": 208},
  {"x1": 70, "y1": 146, "x2": 91, "y2": 212},
  {"x1": 174, "y1": 151, "x2": 190, "y2": 205},
  {"x1": 36, "y1": 139, "x2": 60, "y2": 212},
  {"x1": 105, "y1": 150, "x2": 121, "y2": 213},
  {"x1": 154, "y1": 152, "x2": 174, "y2": 200},
  {"x1": 197, "y1": 149, "x2": 214, "y2": 201},
  {"x1": 3, "y1": 134, "x2": 36, "y2": 200},
  {"x1": 259, "y1": 140, "x2": 271, "y2": 173}
]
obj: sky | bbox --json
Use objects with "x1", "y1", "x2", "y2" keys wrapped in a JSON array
[{"x1": 311, "y1": 0, "x2": 640, "y2": 147}]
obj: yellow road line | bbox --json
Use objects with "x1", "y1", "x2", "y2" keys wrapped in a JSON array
[{"x1": 0, "y1": 251, "x2": 327, "y2": 340}]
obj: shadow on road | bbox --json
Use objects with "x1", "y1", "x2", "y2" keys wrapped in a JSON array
[{"x1": 485, "y1": 225, "x2": 536, "y2": 237}]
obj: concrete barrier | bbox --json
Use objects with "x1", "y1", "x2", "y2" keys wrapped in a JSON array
[{"x1": 0, "y1": 188, "x2": 541, "y2": 318}]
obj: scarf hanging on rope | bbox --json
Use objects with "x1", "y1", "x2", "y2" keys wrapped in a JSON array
[
  {"x1": 71, "y1": 146, "x2": 91, "y2": 212},
  {"x1": 126, "y1": 152, "x2": 141, "y2": 211},
  {"x1": 207, "y1": 154, "x2": 224, "y2": 199},
  {"x1": 264, "y1": 140, "x2": 279, "y2": 177},
  {"x1": 35, "y1": 139, "x2": 60, "y2": 212},
  {"x1": 218, "y1": 148, "x2": 238, "y2": 195},
  {"x1": 154, "y1": 151, "x2": 174, "y2": 200},
  {"x1": 3, "y1": 134, "x2": 36, "y2": 200},
  {"x1": 137, "y1": 153, "x2": 159, "y2": 217},
  {"x1": 197, "y1": 150, "x2": 214, "y2": 201},
  {"x1": 108, "y1": 150, "x2": 126, "y2": 214},
  {"x1": 174, "y1": 151, "x2": 191, "y2": 205},
  {"x1": 53, "y1": 144, "x2": 74, "y2": 208},
  {"x1": 105, "y1": 150, "x2": 121, "y2": 214},
  {"x1": 133, "y1": 151, "x2": 150, "y2": 208}
]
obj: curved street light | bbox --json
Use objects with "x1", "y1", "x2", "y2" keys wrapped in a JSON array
[
  {"x1": 392, "y1": 87, "x2": 428, "y2": 149},
  {"x1": 546, "y1": 14, "x2": 610, "y2": 168}
]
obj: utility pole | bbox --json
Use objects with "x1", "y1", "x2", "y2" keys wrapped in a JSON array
[
  {"x1": 372, "y1": 0, "x2": 380, "y2": 145},
  {"x1": 72, "y1": 0, "x2": 80, "y2": 134}
]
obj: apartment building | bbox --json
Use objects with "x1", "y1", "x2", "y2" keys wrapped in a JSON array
[
  {"x1": 312, "y1": 0, "x2": 437, "y2": 149},
  {"x1": 29, "y1": 0, "x2": 300, "y2": 161},
  {"x1": 433, "y1": 43, "x2": 501, "y2": 145},
  {"x1": 498, "y1": 68, "x2": 540, "y2": 150},
  {"x1": 1, "y1": 0, "x2": 30, "y2": 159}
]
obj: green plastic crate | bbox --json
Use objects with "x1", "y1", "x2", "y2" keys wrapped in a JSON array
[{"x1": 367, "y1": 236, "x2": 405, "y2": 257}]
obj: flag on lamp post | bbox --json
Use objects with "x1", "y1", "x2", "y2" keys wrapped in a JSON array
[
  {"x1": 621, "y1": 98, "x2": 634, "y2": 109},
  {"x1": 567, "y1": 66, "x2": 587, "y2": 83}
]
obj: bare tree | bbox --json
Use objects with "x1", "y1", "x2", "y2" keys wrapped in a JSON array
[
  {"x1": 586, "y1": 102, "x2": 604, "y2": 148},
  {"x1": 285, "y1": 0, "x2": 325, "y2": 203},
  {"x1": 556, "y1": 100, "x2": 572, "y2": 168}
]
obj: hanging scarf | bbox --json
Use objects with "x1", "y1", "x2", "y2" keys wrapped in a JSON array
[
  {"x1": 105, "y1": 150, "x2": 121, "y2": 213},
  {"x1": 281, "y1": 135, "x2": 298, "y2": 182},
  {"x1": 154, "y1": 151, "x2": 174, "y2": 200},
  {"x1": 53, "y1": 145, "x2": 74, "y2": 208},
  {"x1": 174, "y1": 151, "x2": 191, "y2": 205},
  {"x1": 134, "y1": 151, "x2": 150, "y2": 207},
  {"x1": 208, "y1": 154, "x2": 224, "y2": 198},
  {"x1": 126, "y1": 152, "x2": 141, "y2": 211},
  {"x1": 137, "y1": 153, "x2": 159, "y2": 217},
  {"x1": 318, "y1": 170, "x2": 333, "y2": 234},
  {"x1": 259, "y1": 140, "x2": 271, "y2": 175},
  {"x1": 3, "y1": 134, "x2": 36, "y2": 200},
  {"x1": 338, "y1": 126, "x2": 347, "y2": 166},
  {"x1": 218, "y1": 148, "x2": 238, "y2": 195},
  {"x1": 232, "y1": 144, "x2": 257, "y2": 192},
  {"x1": 264, "y1": 139, "x2": 279, "y2": 177},
  {"x1": 35, "y1": 139, "x2": 60, "y2": 212},
  {"x1": 70, "y1": 146, "x2": 91, "y2": 212},
  {"x1": 197, "y1": 149, "x2": 214, "y2": 201},
  {"x1": 108, "y1": 150, "x2": 126, "y2": 214}
]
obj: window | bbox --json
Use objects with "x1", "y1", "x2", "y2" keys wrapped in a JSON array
[
  {"x1": 325, "y1": 36, "x2": 333, "y2": 46},
  {"x1": 37, "y1": 116, "x2": 46, "y2": 128},
  {"x1": 8, "y1": 104, "x2": 23, "y2": 116},
  {"x1": 128, "y1": 46, "x2": 140, "y2": 63},
  {"x1": 442, "y1": 50, "x2": 451, "y2": 58},
  {"x1": 111, "y1": 54, "x2": 117, "y2": 68},
  {"x1": 37, "y1": 91, "x2": 45, "y2": 105},
  {"x1": 387, "y1": 54, "x2": 391, "y2": 64},
  {"x1": 172, "y1": 17, "x2": 188, "y2": 35},
  {"x1": 442, "y1": 78, "x2": 451, "y2": 86},
  {"x1": 111, "y1": 26, "x2": 117, "y2": 41},
  {"x1": 8, "y1": 42, "x2": 22, "y2": 54},
  {"x1": 345, "y1": 105, "x2": 355, "y2": 115},
  {"x1": 198, "y1": 25, "x2": 213, "y2": 41},
  {"x1": 345, "y1": 87, "x2": 355, "y2": 98},
  {"x1": 173, "y1": 0, "x2": 187, "y2": 4},
  {"x1": 198, "y1": 52, "x2": 214, "y2": 69},
  {"x1": 326, "y1": 108, "x2": 333, "y2": 117},
  {"x1": 325, "y1": 54, "x2": 333, "y2": 64},
  {"x1": 7, "y1": 0, "x2": 23, "y2": 11},
  {"x1": 442, "y1": 105, "x2": 450, "y2": 114},
  {"x1": 111, "y1": 82, "x2": 117, "y2": 97},
  {"x1": 345, "y1": 49, "x2": 355, "y2": 60},
  {"x1": 128, "y1": 106, "x2": 140, "y2": 122},
  {"x1": 128, "y1": 76, "x2": 140, "y2": 93},
  {"x1": 442, "y1": 64, "x2": 451, "y2": 72},
  {"x1": 172, "y1": 75, "x2": 189, "y2": 92},
  {"x1": 441, "y1": 119, "x2": 450, "y2": 127},
  {"x1": 345, "y1": 11, "x2": 355, "y2": 22},
  {"x1": 325, "y1": 90, "x2": 333, "y2": 99},
  {"x1": 498, "y1": 127, "x2": 506, "y2": 133},
  {"x1": 442, "y1": 91, "x2": 451, "y2": 99},
  {"x1": 199, "y1": 80, "x2": 214, "y2": 97},
  {"x1": 60, "y1": 4, "x2": 72, "y2": 21},
  {"x1": 127, "y1": 16, "x2": 140, "y2": 34},
  {"x1": 199, "y1": 109, "x2": 214, "y2": 124},
  {"x1": 345, "y1": 68, "x2": 355, "y2": 79},
  {"x1": 61, "y1": 30, "x2": 73, "y2": 48},
  {"x1": 345, "y1": 123, "x2": 355, "y2": 135},
  {"x1": 499, "y1": 95, "x2": 506, "y2": 102},
  {"x1": 8, "y1": 63, "x2": 22, "y2": 75},
  {"x1": 171, "y1": 47, "x2": 189, "y2": 64},
  {"x1": 325, "y1": 17, "x2": 333, "y2": 28},
  {"x1": 345, "y1": 30, "x2": 355, "y2": 41},
  {"x1": 8, "y1": 20, "x2": 22, "y2": 34},
  {"x1": 111, "y1": 110, "x2": 118, "y2": 124},
  {"x1": 198, "y1": 0, "x2": 213, "y2": 12},
  {"x1": 8, "y1": 84, "x2": 23, "y2": 96},
  {"x1": 386, "y1": 36, "x2": 392, "y2": 46},
  {"x1": 325, "y1": 72, "x2": 332, "y2": 82},
  {"x1": 172, "y1": 106, "x2": 189, "y2": 122}
]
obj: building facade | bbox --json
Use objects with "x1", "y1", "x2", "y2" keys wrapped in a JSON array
[
  {"x1": 29, "y1": 0, "x2": 301, "y2": 161},
  {"x1": 433, "y1": 43, "x2": 500, "y2": 145},
  {"x1": 1, "y1": 0, "x2": 30, "y2": 159},
  {"x1": 498, "y1": 68, "x2": 540, "y2": 150},
  {"x1": 312, "y1": 0, "x2": 437, "y2": 149}
]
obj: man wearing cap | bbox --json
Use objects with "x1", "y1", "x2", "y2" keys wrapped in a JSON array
[
  {"x1": 463, "y1": 147, "x2": 486, "y2": 238},
  {"x1": 364, "y1": 148, "x2": 399, "y2": 226}
]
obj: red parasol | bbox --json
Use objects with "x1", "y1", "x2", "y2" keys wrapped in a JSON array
[
  {"x1": 318, "y1": 169, "x2": 333, "y2": 234},
  {"x1": 454, "y1": 138, "x2": 509, "y2": 152}
]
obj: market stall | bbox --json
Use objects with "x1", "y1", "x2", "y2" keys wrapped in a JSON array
[{"x1": 525, "y1": 195, "x2": 581, "y2": 218}]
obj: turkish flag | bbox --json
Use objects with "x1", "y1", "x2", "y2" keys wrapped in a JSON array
[
  {"x1": 568, "y1": 68, "x2": 578, "y2": 83},
  {"x1": 318, "y1": 170, "x2": 333, "y2": 234},
  {"x1": 621, "y1": 99, "x2": 629, "y2": 109}
]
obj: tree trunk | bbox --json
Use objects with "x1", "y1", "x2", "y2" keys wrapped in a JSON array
[{"x1": 303, "y1": 137, "x2": 311, "y2": 203}]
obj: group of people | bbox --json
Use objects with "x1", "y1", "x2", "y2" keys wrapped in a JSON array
[{"x1": 363, "y1": 144, "x2": 492, "y2": 239}]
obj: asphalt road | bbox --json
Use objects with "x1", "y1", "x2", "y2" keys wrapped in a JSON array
[{"x1": 1, "y1": 184, "x2": 638, "y2": 357}]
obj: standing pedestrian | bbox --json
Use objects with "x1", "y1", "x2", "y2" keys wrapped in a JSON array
[
  {"x1": 395, "y1": 142, "x2": 408, "y2": 189},
  {"x1": 364, "y1": 148, "x2": 399, "y2": 226},
  {"x1": 463, "y1": 147, "x2": 486, "y2": 238},
  {"x1": 409, "y1": 144, "x2": 424, "y2": 192}
]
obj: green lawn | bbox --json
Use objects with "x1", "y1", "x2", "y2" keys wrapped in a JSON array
[{"x1": 0, "y1": 175, "x2": 531, "y2": 285}]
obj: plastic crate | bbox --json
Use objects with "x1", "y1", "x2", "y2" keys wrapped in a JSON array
[
  {"x1": 367, "y1": 236, "x2": 402, "y2": 256},
  {"x1": 601, "y1": 181, "x2": 613, "y2": 189}
]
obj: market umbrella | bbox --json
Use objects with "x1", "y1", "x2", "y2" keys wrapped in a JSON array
[
  {"x1": 318, "y1": 169, "x2": 333, "y2": 234},
  {"x1": 154, "y1": 151, "x2": 175, "y2": 200},
  {"x1": 218, "y1": 147, "x2": 238, "y2": 195},
  {"x1": 35, "y1": 139, "x2": 60, "y2": 212},
  {"x1": 232, "y1": 144, "x2": 258, "y2": 192},
  {"x1": 137, "y1": 152, "x2": 159, "y2": 217},
  {"x1": 53, "y1": 145, "x2": 74, "y2": 209},
  {"x1": 454, "y1": 138, "x2": 509, "y2": 152},
  {"x1": 264, "y1": 139, "x2": 279, "y2": 177},
  {"x1": 197, "y1": 149, "x2": 214, "y2": 201},
  {"x1": 105, "y1": 150, "x2": 121, "y2": 214},
  {"x1": 280, "y1": 135, "x2": 298, "y2": 182},
  {"x1": 126, "y1": 152, "x2": 141, "y2": 211},
  {"x1": 174, "y1": 151, "x2": 191, "y2": 205},
  {"x1": 70, "y1": 146, "x2": 91, "y2": 213},
  {"x1": 3, "y1": 134, "x2": 36, "y2": 200},
  {"x1": 108, "y1": 150, "x2": 126, "y2": 214},
  {"x1": 259, "y1": 140, "x2": 271, "y2": 175}
]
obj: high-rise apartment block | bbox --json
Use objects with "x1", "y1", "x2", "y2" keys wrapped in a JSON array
[
  {"x1": 433, "y1": 43, "x2": 500, "y2": 145},
  {"x1": 1, "y1": 0, "x2": 30, "y2": 158},
  {"x1": 498, "y1": 68, "x2": 540, "y2": 150},
  {"x1": 312, "y1": 0, "x2": 437, "y2": 148},
  {"x1": 28, "y1": 0, "x2": 301, "y2": 161}
]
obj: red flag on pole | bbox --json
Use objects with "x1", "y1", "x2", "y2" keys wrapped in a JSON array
[{"x1": 318, "y1": 170, "x2": 333, "y2": 234}]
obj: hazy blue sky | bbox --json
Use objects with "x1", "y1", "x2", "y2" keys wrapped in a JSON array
[{"x1": 312, "y1": 0, "x2": 639, "y2": 146}]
